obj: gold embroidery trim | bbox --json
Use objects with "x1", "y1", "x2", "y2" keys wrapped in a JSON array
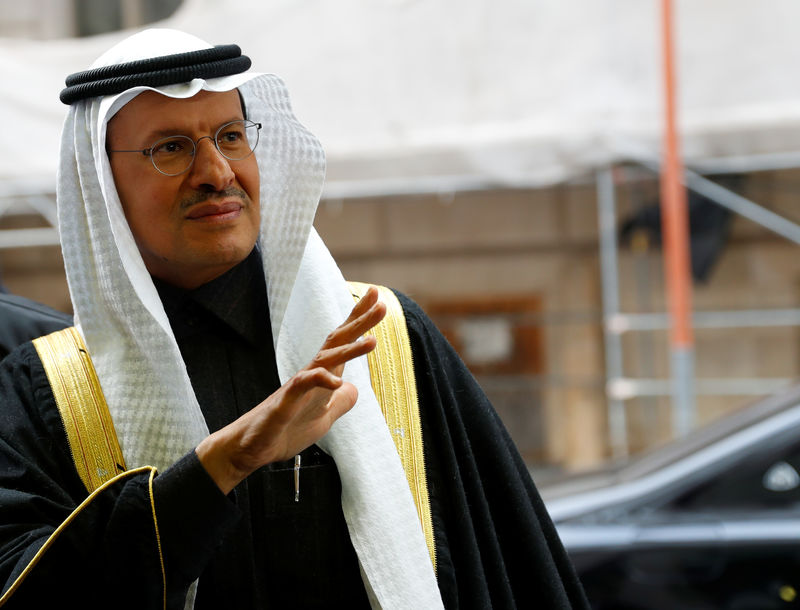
[
  {"x1": 148, "y1": 468, "x2": 167, "y2": 610},
  {"x1": 348, "y1": 282, "x2": 436, "y2": 573},
  {"x1": 33, "y1": 327, "x2": 126, "y2": 494},
  {"x1": 0, "y1": 467, "x2": 157, "y2": 607}
]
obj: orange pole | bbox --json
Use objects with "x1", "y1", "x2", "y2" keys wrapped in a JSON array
[{"x1": 660, "y1": 0, "x2": 693, "y2": 349}]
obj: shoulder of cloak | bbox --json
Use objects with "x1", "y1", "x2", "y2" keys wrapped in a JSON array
[{"x1": 0, "y1": 294, "x2": 72, "y2": 361}]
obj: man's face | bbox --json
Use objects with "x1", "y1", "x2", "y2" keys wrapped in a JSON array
[{"x1": 107, "y1": 89, "x2": 260, "y2": 289}]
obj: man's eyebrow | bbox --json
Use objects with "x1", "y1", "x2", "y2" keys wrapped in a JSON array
[
  {"x1": 140, "y1": 127, "x2": 184, "y2": 142},
  {"x1": 141, "y1": 117, "x2": 246, "y2": 142}
]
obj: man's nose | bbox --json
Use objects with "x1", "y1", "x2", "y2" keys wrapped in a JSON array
[{"x1": 187, "y1": 137, "x2": 235, "y2": 191}]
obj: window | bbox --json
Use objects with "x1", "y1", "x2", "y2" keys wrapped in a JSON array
[
  {"x1": 672, "y1": 439, "x2": 800, "y2": 511},
  {"x1": 425, "y1": 294, "x2": 545, "y2": 462}
]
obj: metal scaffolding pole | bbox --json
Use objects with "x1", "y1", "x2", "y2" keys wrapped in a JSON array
[
  {"x1": 596, "y1": 167, "x2": 628, "y2": 457},
  {"x1": 633, "y1": 157, "x2": 800, "y2": 246},
  {"x1": 684, "y1": 169, "x2": 800, "y2": 245},
  {"x1": 610, "y1": 309, "x2": 800, "y2": 332}
]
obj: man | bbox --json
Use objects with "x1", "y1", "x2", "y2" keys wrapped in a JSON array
[{"x1": 0, "y1": 29, "x2": 588, "y2": 609}]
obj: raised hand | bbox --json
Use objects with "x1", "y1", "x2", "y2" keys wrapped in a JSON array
[{"x1": 195, "y1": 286, "x2": 386, "y2": 494}]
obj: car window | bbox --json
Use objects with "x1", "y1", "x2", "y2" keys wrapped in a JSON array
[{"x1": 670, "y1": 440, "x2": 800, "y2": 511}]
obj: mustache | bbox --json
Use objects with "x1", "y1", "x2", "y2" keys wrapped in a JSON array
[{"x1": 180, "y1": 187, "x2": 250, "y2": 210}]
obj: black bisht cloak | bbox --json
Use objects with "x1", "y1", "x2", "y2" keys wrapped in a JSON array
[
  {"x1": 398, "y1": 291, "x2": 587, "y2": 609},
  {"x1": 0, "y1": 294, "x2": 72, "y2": 361}
]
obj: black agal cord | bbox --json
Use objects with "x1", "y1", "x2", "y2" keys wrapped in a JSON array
[{"x1": 60, "y1": 45, "x2": 251, "y2": 105}]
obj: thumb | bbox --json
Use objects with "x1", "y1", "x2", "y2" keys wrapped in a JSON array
[{"x1": 327, "y1": 382, "x2": 359, "y2": 421}]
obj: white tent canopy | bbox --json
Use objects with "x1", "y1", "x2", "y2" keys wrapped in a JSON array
[{"x1": 2, "y1": 0, "x2": 800, "y2": 199}]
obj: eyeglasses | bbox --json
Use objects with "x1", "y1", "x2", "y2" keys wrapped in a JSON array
[{"x1": 108, "y1": 119, "x2": 262, "y2": 176}]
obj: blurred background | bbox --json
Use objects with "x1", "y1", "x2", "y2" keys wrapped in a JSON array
[{"x1": 1, "y1": 0, "x2": 800, "y2": 480}]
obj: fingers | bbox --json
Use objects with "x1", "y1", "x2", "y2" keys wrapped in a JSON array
[
  {"x1": 322, "y1": 288, "x2": 387, "y2": 350},
  {"x1": 311, "y1": 335, "x2": 377, "y2": 372},
  {"x1": 274, "y1": 369, "x2": 359, "y2": 435},
  {"x1": 265, "y1": 367, "x2": 343, "y2": 430},
  {"x1": 347, "y1": 285, "x2": 379, "y2": 321},
  {"x1": 285, "y1": 367, "x2": 344, "y2": 397}
]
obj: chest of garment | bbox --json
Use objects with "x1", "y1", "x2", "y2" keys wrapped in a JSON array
[{"x1": 157, "y1": 261, "x2": 369, "y2": 609}]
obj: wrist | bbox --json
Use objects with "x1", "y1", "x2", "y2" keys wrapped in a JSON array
[{"x1": 195, "y1": 428, "x2": 251, "y2": 495}]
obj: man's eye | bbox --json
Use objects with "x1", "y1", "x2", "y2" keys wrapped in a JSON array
[
  {"x1": 153, "y1": 138, "x2": 187, "y2": 155},
  {"x1": 218, "y1": 130, "x2": 243, "y2": 144}
]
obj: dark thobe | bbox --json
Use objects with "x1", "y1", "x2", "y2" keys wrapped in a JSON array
[{"x1": 152, "y1": 249, "x2": 369, "y2": 609}]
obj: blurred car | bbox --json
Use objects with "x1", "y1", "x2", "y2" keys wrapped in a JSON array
[{"x1": 542, "y1": 386, "x2": 800, "y2": 610}]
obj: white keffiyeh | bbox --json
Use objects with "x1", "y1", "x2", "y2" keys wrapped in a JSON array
[{"x1": 57, "y1": 28, "x2": 442, "y2": 610}]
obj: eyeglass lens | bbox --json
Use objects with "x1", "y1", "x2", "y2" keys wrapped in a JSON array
[{"x1": 150, "y1": 120, "x2": 260, "y2": 175}]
